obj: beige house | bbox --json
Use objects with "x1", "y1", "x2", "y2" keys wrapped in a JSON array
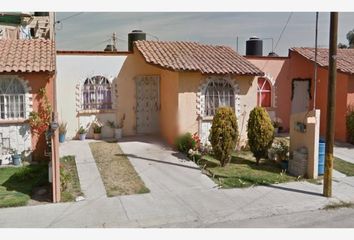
[{"x1": 115, "y1": 40, "x2": 263, "y2": 145}]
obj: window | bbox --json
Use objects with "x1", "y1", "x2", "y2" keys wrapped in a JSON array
[
  {"x1": 0, "y1": 78, "x2": 26, "y2": 120},
  {"x1": 82, "y1": 76, "x2": 112, "y2": 110},
  {"x1": 204, "y1": 79, "x2": 235, "y2": 116},
  {"x1": 257, "y1": 77, "x2": 272, "y2": 108}
]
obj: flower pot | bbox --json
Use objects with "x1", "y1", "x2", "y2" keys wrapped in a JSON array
[
  {"x1": 274, "y1": 127, "x2": 279, "y2": 134},
  {"x1": 12, "y1": 154, "x2": 21, "y2": 166},
  {"x1": 94, "y1": 133, "x2": 101, "y2": 140},
  {"x1": 59, "y1": 133, "x2": 66, "y2": 143},
  {"x1": 79, "y1": 133, "x2": 86, "y2": 141},
  {"x1": 280, "y1": 160, "x2": 288, "y2": 170},
  {"x1": 115, "y1": 128, "x2": 122, "y2": 140}
]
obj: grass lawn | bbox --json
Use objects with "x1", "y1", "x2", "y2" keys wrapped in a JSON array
[
  {"x1": 0, "y1": 164, "x2": 49, "y2": 208},
  {"x1": 334, "y1": 157, "x2": 354, "y2": 176},
  {"x1": 89, "y1": 141, "x2": 149, "y2": 197},
  {"x1": 60, "y1": 155, "x2": 83, "y2": 202},
  {"x1": 198, "y1": 151, "x2": 297, "y2": 188}
]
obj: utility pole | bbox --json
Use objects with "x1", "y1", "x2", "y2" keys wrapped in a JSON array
[
  {"x1": 323, "y1": 12, "x2": 338, "y2": 197},
  {"x1": 112, "y1": 32, "x2": 117, "y2": 49}
]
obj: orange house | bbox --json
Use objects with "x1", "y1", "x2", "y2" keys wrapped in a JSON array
[
  {"x1": 0, "y1": 39, "x2": 60, "y2": 201},
  {"x1": 247, "y1": 47, "x2": 354, "y2": 142},
  {"x1": 115, "y1": 40, "x2": 264, "y2": 145}
]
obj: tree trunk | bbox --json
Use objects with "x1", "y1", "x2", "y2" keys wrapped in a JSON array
[{"x1": 256, "y1": 157, "x2": 260, "y2": 165}]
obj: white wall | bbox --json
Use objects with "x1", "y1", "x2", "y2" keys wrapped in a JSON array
[{"x1": 56, "y1": 55, "x2": 127, "y2": 139}]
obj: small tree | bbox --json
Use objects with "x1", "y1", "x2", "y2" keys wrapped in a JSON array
[
  {"x1": 209, "y1": 107, "x2": 238, "y2": 167},
  {"x1": 346, "y1": 106, "x2": 354, "y2": 144},
  {"x1": 247, "y1": 107, "x2": 274, "y2": 165}
]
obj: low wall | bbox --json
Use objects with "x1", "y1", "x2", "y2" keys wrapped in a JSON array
[{"x1": 289, "y1": 109, "x2": 320, "y2": 179}]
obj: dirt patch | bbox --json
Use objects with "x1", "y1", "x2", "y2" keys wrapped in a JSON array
[{"x1": 89, "y1": 141, "x2": 149, "y2": 197}]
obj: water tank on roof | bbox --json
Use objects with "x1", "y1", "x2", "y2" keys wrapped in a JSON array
[
  {"x1": 128, "y1": 30, "x2": 146, "y2": 52},
  {"x1": 246, "y1": 37, "x2": 263, "y2": 56}
]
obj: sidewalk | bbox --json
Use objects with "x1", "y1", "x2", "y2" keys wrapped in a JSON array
[
  {"x1": 334, "y1": 142, "x2": 354, "y2": 164},
  {"x1": 0, "y1": 139, "x2": 353, "y2": 227}
]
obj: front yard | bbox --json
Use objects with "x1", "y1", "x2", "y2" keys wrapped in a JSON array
[
  {"x1": 89, "y1": 141, "x2": 149, "y2": 197},
  {"x1": 0, "y1": 164, "x2": 49, "y2": 208},
  {"x1": 199, "y1": 151, "x2": 297, "y2": 188}
]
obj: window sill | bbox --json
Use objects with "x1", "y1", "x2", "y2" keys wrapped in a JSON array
[
  {"x1": 0, "y1": 119, "x2": 27, "y2": 124},
  {"x1": 201, "y1": 116, "x2": 214, "y2": 121},
  {"x1": 77, "y1": 109, "x2": 116, "y2": 115}
]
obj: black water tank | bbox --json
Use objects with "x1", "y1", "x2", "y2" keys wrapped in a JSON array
[
  {"x1": 128, "y1": 30, "x2": 146, "y2": 52},
  {"x1": 34, "y1": 12, "x2": 49, "y2": 16},
  {"x1": 246, "y1": 37, "x2": 263, "y2": 56}
]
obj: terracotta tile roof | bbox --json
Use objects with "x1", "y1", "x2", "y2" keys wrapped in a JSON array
[
  {"x1": 291, "y1": 47, "x2": 354, "y2": 75},
  {"x1": 0, "y1": 39, "x2": 55, "y2": 73},
  {"x1": 135, "y1": 40, "x2": 263, "y2": 75}
]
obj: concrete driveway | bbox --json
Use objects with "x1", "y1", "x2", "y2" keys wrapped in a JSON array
[
  {"x1": 334, "y1": 142, "x2": 354, "y2": 164},
  {"x1": 1, "y1": 137, "x2": 354, "y2": 227}
]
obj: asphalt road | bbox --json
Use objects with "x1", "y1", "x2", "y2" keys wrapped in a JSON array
[{"x1": 159, "y1": 207, "x2": 354, "y2": 228}]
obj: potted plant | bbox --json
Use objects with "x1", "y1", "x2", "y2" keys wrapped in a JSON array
[
  {"x1": 92, "y1": 122, "x2": 102, "y2": 140},
  {"x1": 269, "y1": 139, "x2": 289, "y2": 170},
  {"x1": 59, "y1": 122, "x2": 67, "y2": 143},
  {"x1": 107, "y1": 114, "x2": 125, "y2": 140},
  {"x1": 11, "y1": 149, "x2": 22, "y2": 166},
  {"x1": 78, "y1": 126, "x2": 87, "y2": 141},
  {"x1": 272, "y1": 120, "x2": 281, "y2": 134}
]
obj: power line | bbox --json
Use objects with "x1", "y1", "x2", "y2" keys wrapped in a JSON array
[
  {"x1": 274, "y1": 12, "x2": 293, "y2": 51},
  {"x1": 55, "y1": 12, "x2": 84, "y2": 24}
]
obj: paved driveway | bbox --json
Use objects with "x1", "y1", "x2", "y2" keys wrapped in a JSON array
[
  {"x1": 334, "y1": 142, "x2": 354, "y2": 164},
  {"x1": 1, "y1": 137, "x2": 354, "y2": 227}
]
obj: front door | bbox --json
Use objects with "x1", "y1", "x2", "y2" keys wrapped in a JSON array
[
  {"x1": 136, "y1": 75, "x2": 160, "y2": 134},
  {"x1": 292, "y1": 80, "x2": 310, "y2": 113}
]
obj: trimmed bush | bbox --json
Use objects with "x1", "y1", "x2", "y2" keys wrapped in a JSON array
[
  {"x1": 247, "y1": 107, "x2": 274, "y2": 165},
  {"x1": 209, "y1": 107, "x2": 239, "y2": 167},
  {"x1": 175, "y1": 132, "x2": 196, "y2": 154},
  {"x1": 346, "y1": 107, "x2": 354, "y2": 144}
]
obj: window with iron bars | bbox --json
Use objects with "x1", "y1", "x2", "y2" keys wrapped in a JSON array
[
  {"x1": 82, "y1": 76, "x2": 112, "y2": 110},
  {"x1": 0, "y1": 78, "x2": 26, "y2": 120},
  {"x1": 204, "y1": 79, "x2": 235, "y2": 117}
]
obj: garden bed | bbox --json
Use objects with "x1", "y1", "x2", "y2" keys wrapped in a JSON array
[
  {"x1": 0, "y1": 164, "x2": 49, "y2": 208},
  {"x1": 197, "y1": 151, "x2": 297, "y2": 188},
  {"x1": 60, "y1": 155, "x2": 83, "y2": 202},
  {"x1": 334, "y1": 157, "x2": 354, "y2": 176},
  {"x1": 89, "y1": 141, "x2": 149, "y2": 197}
]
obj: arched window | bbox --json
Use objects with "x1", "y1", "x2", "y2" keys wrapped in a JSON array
[
  {"x1": 257, "y1": 77, "x2": 272, "y2": 108},
  {"x1": 82, "y1": 76, "x2": 112, "y2": 110},
  {"x1": 204, "y1": 79, "x2": 235, "y2": 116},
  {"x1": 0, "y1": 78, "x2": 26, "y2": 119}
]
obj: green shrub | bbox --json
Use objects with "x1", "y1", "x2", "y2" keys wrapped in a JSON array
[
  {"x1": 346, "y1": 107, "x2": 354, "y2": 144},
  {"x1": 209, "y1": 107, "x2": 239, "y2": 167},
  {"x1": 175, "y1": 132, "x2": 196, "y2": 154},
  {"x1": 247, "y1": 107, "x2": 274, "y2": 165}
]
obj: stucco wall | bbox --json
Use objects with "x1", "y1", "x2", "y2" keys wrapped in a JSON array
[
  {"x1": 0, "y1": 72, "x2": 55, "y2": 161},
  {"x1": 289, "y1": 110, "x2": 320, "y2": 179},
  {"x1": 289, "y1": 51, "x2": 349, "y2": 141},
  {"x1": 56, "y1": 54, "x2": 126, "y2": 139},
  {"x1": 178, "y1": 72, "x2": 256, "y2": 144},
  {"x1": 115, "y1": 47, "x2": 179, "y2": 143},
  {"x1": 247, "y1": 57, "x2": 291, "y2": 130}
]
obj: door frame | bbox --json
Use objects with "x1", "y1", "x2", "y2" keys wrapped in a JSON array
[
  {"x1": 135, "y1": 75, "x2": 160, "y2": 135},
  {"x1": 291, "y1": 78, "x2": 312, "y2": 101}
]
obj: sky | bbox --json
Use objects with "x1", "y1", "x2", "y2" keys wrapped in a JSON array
[{"x1": 55, "y1": 12, "x2": 354, "y2": 56}]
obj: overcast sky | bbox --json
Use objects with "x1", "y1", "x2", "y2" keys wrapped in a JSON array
[{"x1": 55, "y1": 12, "x2": 354, "y2": 56}]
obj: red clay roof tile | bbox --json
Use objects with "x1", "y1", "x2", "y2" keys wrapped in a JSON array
[
  {"x1": 291, "y1": 47, "x2": 354, "y2": 75},
  {"x1": 0, "y1": 39, "x2": 55, "y2": 73},
  {"x1": 134, "y1": 40, "x2": 263, "y2": 75}
]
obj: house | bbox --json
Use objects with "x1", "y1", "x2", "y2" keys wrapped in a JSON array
[
  {"x1": 246, "y1": 46, "x2": 354, "y2": 142},
  {"x1": 114, "y1": 40, "x2": 263, "y2": 145},
  {"x1": 0, "y1": 38, "x2": 60, "y2": 202},
  {"x1": 56, "y1": 51, "x2": 128, "y2": 139}
]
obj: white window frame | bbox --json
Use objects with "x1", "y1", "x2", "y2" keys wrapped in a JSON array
[
  {"x1": 257, "y1": 77, "x2": 273, "y2": 108},
  {"x1": 0, "y1": 76, "x2": 30, "y2": 120},
  {"x1": 81, "y1": 75, "x2": 113, "y2": 110}
]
